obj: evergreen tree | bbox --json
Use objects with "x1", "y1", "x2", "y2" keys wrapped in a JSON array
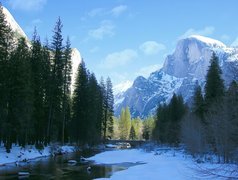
[
  {"x1": 8, "y1": 38, "x2": 33, "y2": 148},
  {"x1": 153, "y1": 94, "x2": 187, "y2": 144},
  {"x1": 192, "y1": 85, "x2": 205, "y2": 121},
  {"x1": 62, "y1": 37, "x2": 72, "y2": 144},
  {"x1": 205, "y1": 52, "x2": 225, "y2": 107},
  {"x1": 47, "y1": 17, "x2": 64, "y2": 142},
  {"x1": 100, "y1": 77, "x2": 114, "y2": 141},
  {"x1": 129, "y1": 125, "x2": 136, "y2": 140},
  {"x1": 167, "y1": 94, "x2": 187, "y2": 144},
  {"x1": 153, "y1": 103, "x2": 169, "y2": 143},
  {"x1": 105, "y1": 77, "x2": 114, "y2": 140},
  {"x1": 87, "y1": 73, "x2": 103, "y2": 144},
  {"x1": 30, "y1": 29, "x2": 47, "y2": 146},
  {"x1": 0, "y1": 4, "x2": 14, "y2": 148},
  {"x1": 71, "y1": 61, "x2": 89, "y2": 144}
]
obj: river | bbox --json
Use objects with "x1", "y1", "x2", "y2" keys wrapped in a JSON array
[{"x1": 0, "y1": 149, "x2": 141, "y2": 179}]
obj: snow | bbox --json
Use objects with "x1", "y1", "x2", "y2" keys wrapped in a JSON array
[
  {"x1": 188, "y1": 35, "x2": 226, "y2": 48},
  {"x1": 113, "y1": 80, "x2": 133, "y2": 95},
  {"x1": 88, "y1": 148, "x2": 238, "y2": 180},
  {"x1": 105, "y1": 144, "x2": 118, "y2": 148},
  {"x1": 0, "y1": 145, "x2": 75, "y2": 166},
  {"x1": 114, "y1": 97, "x2": 124, "y2": 106},
  {"x1": 2, "y1": 6, "x2": 27, "y2": 39},
  {"x1": 71, "y1": 48, "x2": 82, "y2": 92}
]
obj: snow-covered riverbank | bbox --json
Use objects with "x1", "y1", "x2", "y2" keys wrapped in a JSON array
[
  {"x1": 0, "y1": 145, "x2": 75, "y2": 166},
  {"x1": 88, "y1": 148, "x2": 238, "y2": 180}
]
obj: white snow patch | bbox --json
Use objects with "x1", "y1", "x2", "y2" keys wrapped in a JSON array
[
  {"x1": 113, "y1": 80, "x2": 132, "y2": 95},
  {"x1": 2, "y1": 6, "x2": 27, "y2": 39},
  {"x1": 71, "y1": 48, "x2": 82, "y2": 92},
  {"x1": 188, "y1": 35, "x2": 226, "y2": 48},
  {"x1": 89, "y1": 149, "x2": 238, "y2": 180},
  {"x1": 114, "y1": 97, "x2": 124, "y2": 106},
  {"x1": 0, "y1": 145, "x2": 75, "y2": 166}
]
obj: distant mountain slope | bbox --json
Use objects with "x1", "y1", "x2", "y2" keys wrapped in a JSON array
[
  {"x1": 115, "y1": 35, "x2": 238, "y2": 117},
  {"x1": 3, "y1": 6, "x2": 82, "y2": 91},
  {"x1": 2, "y1": 6, "x2": 28, "y2": 39}
]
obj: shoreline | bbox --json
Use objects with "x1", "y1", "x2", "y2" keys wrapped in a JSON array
[{"x1": 0, "y1": 144, "x2": 76, "y2": 167}]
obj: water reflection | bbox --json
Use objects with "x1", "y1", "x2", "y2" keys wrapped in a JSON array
[{"x1": 0, "y1": 150, "x2": 142, "y2": 179}]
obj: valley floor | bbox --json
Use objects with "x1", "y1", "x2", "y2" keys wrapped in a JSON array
[{"x1": 88, "y1": 148, "x2": 238, "y2": 180}]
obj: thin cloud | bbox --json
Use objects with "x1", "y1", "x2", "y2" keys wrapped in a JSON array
[
  {"x1": 179, "y1": 26, "x2": 215, "y2": 39},
  {"x1": 100, "y1": 49, "x2": 138, "y2": 69},
  {"x1": 110, "y1": 5, "x2": 127, "y2": 17},
  {"x1": 136, "y1": 64, "x2": 163, "y2": 78},
  {"x1": 231, "y1": 37, "x2": 238, "y2": 47},
  {"x1": 88, "y1": 8, "x2": 105, "y2": 17},
  {"x1": 86, "y1": 5, "x2": 128, "y2": 19},
  {"x1": 25, "y1": 18, "x2": 43, "y2": 35},
  {"x1": 88, "y1": 20, "x2": 115, "y2": 40},
  {"x1": 90, "y1": 46, "x2": 100, "y2": 53},
  {"x1": 8, "y1": 0, "x2": 47, "y2": 11},
  {"x1": 139, "y1": 41, "x2": 166, "y2": 55},
  {"x1": 220, "y1": 34, "x2": 230, "y2": 42}
]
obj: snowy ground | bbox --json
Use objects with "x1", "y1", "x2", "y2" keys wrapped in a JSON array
[
  {"x1": 88, "y1": 148, "x2": 238, "y2": 180},
  {"x1": 0, "y1": 145, "x2": 75, "y2": 166}
]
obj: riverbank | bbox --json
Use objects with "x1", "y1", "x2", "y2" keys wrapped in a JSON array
[
  {"x1": 88, "y1": 148, "x2": 238, "y2": 180},
  {"x1": 0, "y1": 145, "x2": 76, "y2": 166}
]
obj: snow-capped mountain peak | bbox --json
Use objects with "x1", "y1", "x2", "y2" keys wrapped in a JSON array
[
  {"x1": 2, "y1": 6, "x2": 27, "y2": 39},
  {"x1": 188, "y1": 35, "x2": 226, "y2": 48},
  {"x1": 115, "y1": 35, "x2": 238, "y2": 117}
]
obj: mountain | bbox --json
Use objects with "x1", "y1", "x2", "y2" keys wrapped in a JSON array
[
  {"x1": 114, "y1": 35, "x2": 238, "y2": 118},
  {"x1": 71, "y1": 48, "x2": 82, "y2": 91},
  {"x1": 2, "y1": 6, "x2": 27, "y2": 39},
  {"x1": 2, "y1": 6, "x2": 82, "y2": 92}
]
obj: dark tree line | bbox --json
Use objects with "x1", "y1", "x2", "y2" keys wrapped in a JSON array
[
  {"x1": 153, "y1": 52, "x2": 238, "y2": 163},
  {"x1": 71, "y1": 63, "x2": 114, "y2": 145},
  {"x1": 152, "y1": 94, "x2": 187, "y2": 145},
  {"x1": 0, "y1": 5, "x2": 114, "y2": 152}
]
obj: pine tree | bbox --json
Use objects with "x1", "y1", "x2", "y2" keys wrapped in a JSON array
[
  {"x1": 129, "y1": 125, "x2": 136, "y2": 140},
  {"x1": 100, "y1": 77, "x2": 114, "y2": 141},
  {"x1": 106, "y1": 77, "x2": 114, "y2": 139},
  {"x1": 153, "y1": 94, "x2": 187, "y2": 144},
  {"x1": 87, "y1": 73, "x2": 103, "y2": 144},
  {"x1": 8, "y1": 38, "x2": 33, "y2": 148},
  {"x1": 0, "y1": 4, "x2": 14, "y2": 149},
  {"x1": 47, "y1": 17, "x2": 64, "y2": 142},
  {"x1": 153, "y1": 103, "x2": 169, "y2": 143},
  {"x1": 62, "y1": 37, "x2": 72, "y2": 144},
  {"x1": 30, "y1": 29, "x2": 47, "y2": 146},
  {"x1": 192, "y1": 85, "x2": 205, "y2": 121},
  {"x1": 167, "y1": 94, "x2": 187, "y2": 144},
  {"x1": 205, "y1": 52, "x2": 225, "y2": 107},
  {"x1": 71, "y1": 61, "x2": 89, "y2": 144}
]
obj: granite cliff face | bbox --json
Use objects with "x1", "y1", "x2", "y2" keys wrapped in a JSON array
[{"x1": 115, "y1": 35, "x2": 238, "y2": 117}]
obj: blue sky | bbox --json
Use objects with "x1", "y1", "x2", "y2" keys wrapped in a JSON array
[{"x1": 3, "y1": 0, "x2": 238, "y2": 87}]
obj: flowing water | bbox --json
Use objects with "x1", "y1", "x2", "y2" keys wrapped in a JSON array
[{"x1": 0, "y1": 149, "x2": 142, "y2": 179}]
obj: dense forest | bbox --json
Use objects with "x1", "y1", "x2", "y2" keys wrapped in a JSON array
[
  {"x1": 153, "y1": 52, "x2": 238, "y2": 163},
  {"x1": 0, "y1": 5, "x2": 114, "y2": 152}
]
